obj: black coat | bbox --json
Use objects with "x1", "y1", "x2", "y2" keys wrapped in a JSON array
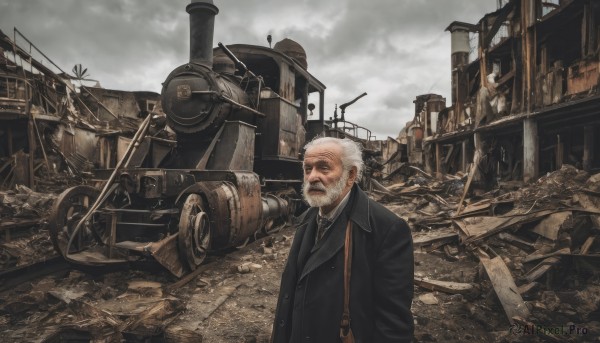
[{"x1": 272, "y1": 185, "x2": 414, "y2": 343}]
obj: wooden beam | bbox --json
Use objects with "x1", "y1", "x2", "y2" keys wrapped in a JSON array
[
  {"x1": 27, "y1": 118, "x2": 35, "y2": 189},
  {"x1": 480, "y1": 256, "x2": 530, "y2": 324},
  {"x1": 583, "y1": 125, "x2": 594, "y2": 171},
  {"x1": 435, "y1": 143, "x2": 442, "y2": 180},
  {"x1": 6, "y1": 125, "x2": 13, "y2": 156},
  {"x1": 414, "y1": 277, "x2": 475, "y2": 295},
  {"x1": 455, "y1": 163, "x2": 475, "y2": 215}
]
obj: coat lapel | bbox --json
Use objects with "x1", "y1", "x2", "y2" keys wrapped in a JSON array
[
  {"x1": 299, "y1": 213, "x2": 348, "y2": 281},
  {"x1": 296, "y1": 209, "x2": 318, "y2": 277}
]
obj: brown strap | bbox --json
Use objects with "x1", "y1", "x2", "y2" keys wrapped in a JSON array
[{"x1": 340, "y1": 221, "x2": 354, "y2": 341}]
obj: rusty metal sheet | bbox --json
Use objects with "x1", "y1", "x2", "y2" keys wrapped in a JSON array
[{"x1": 149, "y1": 234, "x2": 186, "y2": 278}]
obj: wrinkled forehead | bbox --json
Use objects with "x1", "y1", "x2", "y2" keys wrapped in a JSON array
[{"x1": 303, "y1": 143, "x2": 343, "y2": 165}]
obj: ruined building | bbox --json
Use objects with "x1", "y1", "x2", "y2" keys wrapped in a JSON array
[
  {"x1": 410, "y1": 0, "x2": 599, "y2": 187},
  {"x1": 0, "y1": 29, "x2": 165, "y2": 191}
]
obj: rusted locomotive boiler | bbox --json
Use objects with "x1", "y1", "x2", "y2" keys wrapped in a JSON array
[{"x1": 48, "y1": 0, "x2": 327, "y2": 277}]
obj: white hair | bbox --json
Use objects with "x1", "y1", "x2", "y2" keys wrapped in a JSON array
[{"x1": 303, "y1": 137, "x2": 364, "y2": 181}]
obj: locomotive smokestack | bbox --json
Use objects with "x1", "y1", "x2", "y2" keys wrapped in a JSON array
[{"x1": 186, "y1": 0, "x2": 219, "y2": 67}]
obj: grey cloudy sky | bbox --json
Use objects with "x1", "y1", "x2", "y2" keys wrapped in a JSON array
[{"x1": 0, "y1": 0, "x2": 498, "y2": 140}]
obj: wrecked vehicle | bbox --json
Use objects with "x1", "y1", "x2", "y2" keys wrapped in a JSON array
[{"x1": 48, "y1": 0, "x2": 329, "y2": 277}]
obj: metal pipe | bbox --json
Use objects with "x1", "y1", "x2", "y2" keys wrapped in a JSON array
[
  {"x1": 261, "y1": 194, "x2": 289, "y2": 220},
  {"x1": 187, "y1": 0, "x2": 219, "y2": 67},
  {"x1": 191, "y1": 90, "x2": 266, "y2": 117}
]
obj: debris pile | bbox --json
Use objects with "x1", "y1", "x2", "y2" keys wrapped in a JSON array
[
  {"x1": 1, "y1": 163, "x2": 599, "y2": 342},
  {"x1": 0, "y1": 185, "x2": 56, "y2": 220},
  {"x1": 382, "y1": 164, "x2": 600, "y2": 342},
  {"x1": 0, "y1": 185, "x2": 58, "y2": 270},
  {"x1": 0, "y1": 229, "x2": 292, "y2": 342}
]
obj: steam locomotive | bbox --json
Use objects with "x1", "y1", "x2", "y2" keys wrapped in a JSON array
[{"x1": 48, "y1": 0, "x2": 329, "y2": 277}]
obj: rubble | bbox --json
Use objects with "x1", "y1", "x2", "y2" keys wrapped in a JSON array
[
  {"x1": 382, "y1": 164, "x2": 600, "y2": 341},
  {"x1": 0, "y1": 163, "x2": 598, "y2": 342}
]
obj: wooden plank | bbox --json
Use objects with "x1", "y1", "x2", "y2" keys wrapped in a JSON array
[
  {"x1": 455, "y1": 163, "x2": 475, "y2": 215},
  {"x1": 530, "y1": 211, "x2": 571, "y2": 241},
  {"x1": 517, "y1": 282, "x2": 539, "y2": 296},
  {"x1": 454, "y1": 209, "x2": 556, "y2": 244},
  {"x1": 435, "y1": 143, "x2": 442, "y2": 180},
  {"x1": 480, "y1": 256, "x2": 530, "y2": 324},
  {"x1": 196, "y1": 283, "x2": 241, "y2": 321},
  {"x1": 523, "y1": 247, "x2": 570, "y2": 264},
  {"x1": 460, "y1": 199, "x2": 492, "y2": 215},
  {"x1": 524, "y1": 256, "x2": 562, "y2": 283},
  {"x1": 497, "y1": 232, "x2": 536, "y2": 252},
  {"x1": 0, "y1": 218, "x2": 40, "y2": 231},
  {"x1": 414, "y1": 277, "x2": 475, "y2": 295},
  {"x1": 165, "y1": 263, "x2": 212, "y2": 293},
  {"x1": 580, "y1": 236, "x2": 595, "y2": 255},
  {"x1": 412, "y1": 231, "x2": 458, "y2": 249}
]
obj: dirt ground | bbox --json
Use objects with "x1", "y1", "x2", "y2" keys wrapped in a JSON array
[
  {"x1": 1, "y1": 179, "x2": 600, "y2": 342},
  {"x1": 0, "y1": 220, "x2": 506, "y2": 343}
]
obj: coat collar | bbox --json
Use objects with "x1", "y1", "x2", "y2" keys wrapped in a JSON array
[
  {"x1": 296, "y1": 184, "x2": 372, "y2": 281},
  {"x1": 347, "y1": 183, "x2": 372, "y2": 233}
]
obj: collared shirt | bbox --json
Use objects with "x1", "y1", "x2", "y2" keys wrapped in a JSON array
[{"x1": 315, "y1": 190, "x2": 351, "y2": 243}]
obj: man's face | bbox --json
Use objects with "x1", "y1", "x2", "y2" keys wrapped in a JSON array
[{"x1": 302, "y1": 143, "x2": 352, "y2": 209}]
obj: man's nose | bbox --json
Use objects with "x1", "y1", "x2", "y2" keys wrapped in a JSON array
[{"x1": 306, "y1": 169, "x2": 321, "y2": 183}]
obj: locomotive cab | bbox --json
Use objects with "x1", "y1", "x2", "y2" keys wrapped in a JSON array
[{"x1": 217, "y1": 44, "x2": 326, "y2": 182}]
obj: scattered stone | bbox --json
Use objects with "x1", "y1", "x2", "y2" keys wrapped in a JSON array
[{"x1": 418, "y1": 293, "x2": 439, "y2": 305}]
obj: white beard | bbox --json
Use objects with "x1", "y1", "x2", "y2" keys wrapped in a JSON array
[{"x1": 302, "y1": 170, "x2": 349, "y2": 208}]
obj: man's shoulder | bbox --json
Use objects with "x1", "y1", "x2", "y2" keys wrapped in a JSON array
[
  {"x1": 367, "y1": 197, "x2": 402, "y2": 222},
  {"x1": 366, "y1": 197, "x2": 410, "y2": 236}
]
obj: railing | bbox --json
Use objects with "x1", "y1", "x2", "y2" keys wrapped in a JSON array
[{"x1": 330, "y1": 120, "x2": 374, "y2": 142}]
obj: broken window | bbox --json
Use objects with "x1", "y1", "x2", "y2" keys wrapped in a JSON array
[
  {"x1": 0, "y1": 77, "x2": 27, "y2": 100},
  {"x1": 542, "y1": 0, "x2": 561, "y2": 17},
  {"x1": 490, "y1": 21, "x2": 509, "y2": 48},
  {"x1": 0, "y1": 77, "x2": 7, "y2": 98}
]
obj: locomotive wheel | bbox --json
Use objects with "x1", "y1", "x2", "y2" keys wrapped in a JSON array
[
  {"x1": 48, "y1": 185, "x2": 106, "y2": 256},
  {"x1": 178, "y1": 193, "x2": 211, "y2": 270}
]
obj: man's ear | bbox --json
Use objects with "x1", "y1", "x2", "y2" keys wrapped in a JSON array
[{"x1": 347, "y1": 167, "x2": 357, "y2": 186}]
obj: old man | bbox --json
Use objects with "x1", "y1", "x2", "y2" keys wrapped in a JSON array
[{"x1": 272, "y1": 137, "x2": 414, "y2": 342}]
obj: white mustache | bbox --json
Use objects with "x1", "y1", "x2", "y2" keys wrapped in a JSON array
[{"x1": 308, "y1": 183, "x2": 327, "y2": 191}]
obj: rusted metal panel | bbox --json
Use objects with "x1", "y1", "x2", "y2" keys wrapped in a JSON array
[
  {"x1": 279, "y1": 63, "x2": 295, "y2": 102},
  {"x1": 82, "y1": 87, "x2": 141, "y2": 120},
  {"x1": 206, "y1": 121, "x2": 255, "y2": 171},
  {"x1": 257, "y1": 97, "x2": 280, "y2": 157},
  {"x1": 184, "y1": 171, "x2": 263, "y2": 248},
  {"x1": 278, "y1": 101, "x2": 300, "y2": 159},
  {"x1": 258, "y1": 97, "x2": 303, "y2": 160},
  {"x1": 537, "y1": 60, "x2": 564, "y2": 107},
  {"x1": 567, "y1": 59, "x2": 599, "y2": 95},
  {"x1": 381, "y1": 137, "x2": 402, "y2": 178}
]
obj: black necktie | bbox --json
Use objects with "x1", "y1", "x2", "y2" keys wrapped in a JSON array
[{"x1": 317, "y1": 216, "x2": 332, "y2": 241}]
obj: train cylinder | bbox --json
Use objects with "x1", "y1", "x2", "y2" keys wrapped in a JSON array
[
  {"x1": 187, "y1": 0, "x2": 219, "y2": 68},
  {"x1": 261, "y1": 194, "x2": 289, "y2": 221}
]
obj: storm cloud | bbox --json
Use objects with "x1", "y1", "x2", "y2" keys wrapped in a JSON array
[{"x1": 0, "y1": 0, "x2": 497, "y2": 139}]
